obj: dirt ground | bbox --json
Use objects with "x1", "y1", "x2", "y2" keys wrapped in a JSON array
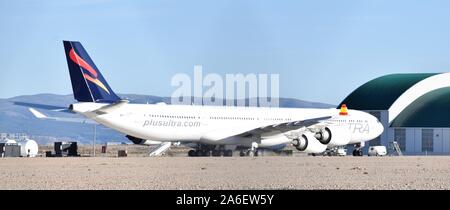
[{"x1": 0, "y1": 156, "x2": 449, "y2": 190}]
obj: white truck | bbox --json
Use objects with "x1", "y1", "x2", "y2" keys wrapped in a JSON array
[{"x1": 368, "y1": 146, "x2": 387, "y2": 156}]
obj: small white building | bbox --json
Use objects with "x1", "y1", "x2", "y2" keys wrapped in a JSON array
[{"x1": 19, "y1": 139, "x2": 39, "y2": 157}]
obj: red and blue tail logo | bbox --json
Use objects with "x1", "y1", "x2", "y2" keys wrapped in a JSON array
[
  {"x1": 68, "y1": 48, "x2": 111, "y2": 94},
  {"x1": 63, "y1": 41, "x2": 120, "y2": 103}
]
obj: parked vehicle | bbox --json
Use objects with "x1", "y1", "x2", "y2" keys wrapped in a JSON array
[{"x1": 368, "y1": 146, "x2": 387, "y2": 156}]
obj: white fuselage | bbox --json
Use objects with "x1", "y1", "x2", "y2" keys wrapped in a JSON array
[{"x1": 71, "y1": 103, "x2": 384, "y2": 148}]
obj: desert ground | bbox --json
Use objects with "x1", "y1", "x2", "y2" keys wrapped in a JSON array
[{"x1": 1, "y1": 151, "x2": 449, "y2": 189}]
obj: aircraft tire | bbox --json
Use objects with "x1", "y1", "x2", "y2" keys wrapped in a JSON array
[
  {"x1": 212, "y1": 150, "x2": 221, "y2": 157},
  {"x1": 196, "y1": 150, "x2": 204, "y2": 157},
  {"x1": 224, "y1": 150, "x2": 233, "y2": 157},
  {"x1": 188, "y1": 150, "x2": 196, "y2": 157},
  {"x1": 203, "y1": 150, "x2": 211, "y2": 157}
]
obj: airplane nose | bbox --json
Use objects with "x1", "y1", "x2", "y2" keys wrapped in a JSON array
[
  {"x1": 376, "y1": 121, "x2": 384, "y2": 136},
  {"x1": 367, "y1": 112, "x2": 384, "y2": 138}
]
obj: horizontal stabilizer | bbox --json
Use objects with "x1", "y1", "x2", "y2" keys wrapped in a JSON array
[
  {"x1": 28, "y1": 108, "x2": 98, "y2": 124},
  {"x1": 14, "y1": 101, "x2": 74, "y2": 113},
  {"x1": 29, "y1": 108, "x2": 47, "y2": 118}
]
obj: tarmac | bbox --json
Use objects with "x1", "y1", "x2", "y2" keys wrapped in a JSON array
[{"x1": 0, "y1": 156, "x2": 449, "y2": 190}]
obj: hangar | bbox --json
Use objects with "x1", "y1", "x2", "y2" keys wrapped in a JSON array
[{"x1": 340, "y1": 73, "x2": 450, "y2": 155}]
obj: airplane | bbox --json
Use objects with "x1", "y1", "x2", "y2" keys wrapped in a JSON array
[{"x1": 31, "y1": 41, "x2": 384, "y2": 157}]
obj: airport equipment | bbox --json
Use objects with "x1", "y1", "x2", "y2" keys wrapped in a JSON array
[
  {"x1": 368, "y1": 146, "x2": 387, "y2": 156},
  {"x1": 45, "y1": 151, "x2": 52, "y2": 157},
  {"x1": 389, "y1": 141, "x2": 403, "y2": 156},
  {"x1": 149, "y1": 142, "x2": 171, "y2": 156},
  {"x1": 274, "y1": 149, "x2": 293, "y2": 156},
  {"x1": 336, "y1": 148, "x2": 347, "y2": 156},
  {"x1": 118, "y1": 150, "x2": 127, "y2": 157},
  {"x1": 54, "y1": 142, "x2": 79, "y2": 157},
  {"x1": 323, "y1": 147, "x2": 347, "y2": 156},
  {"x1": 4, "y1": 143, "x2": 21, "y2": 157},
  {"x1": 19, "y1": 139, "x2": 39, "y2": 157}
]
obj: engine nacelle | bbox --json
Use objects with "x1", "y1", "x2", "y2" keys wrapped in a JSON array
[
  {"x1": 314, "y1": 126, "x2": 351, "y2": 146},
  {"x1": 292, "y1": 132, "x2": 327, "y2": 154}
]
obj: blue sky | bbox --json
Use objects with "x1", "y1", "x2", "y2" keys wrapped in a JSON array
[{"x1": 1, "y1": 0, "x2": 450, "y2": 104}]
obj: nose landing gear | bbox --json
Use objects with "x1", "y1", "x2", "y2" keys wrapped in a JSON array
[
  {"x1": 352, "y1": 148, "x2": 363, "y2": 156},
  {"x1": 352, "y1": 142, "x2": 364, "y2": 156}
]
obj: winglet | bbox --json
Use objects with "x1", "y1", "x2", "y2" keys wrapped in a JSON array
[{"x1": 29, "y1": 108, "x2": 47, "y2": 119}]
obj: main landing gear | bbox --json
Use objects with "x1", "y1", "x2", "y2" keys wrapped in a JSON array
[
  {"x1": 352, "y1": 142, "x2": 364, "y2": 156},
  {"x1": 188, "y1": 144, "x2": 233, "y2": 157},
  {"x1": 352, "y1": 148, "x2": 363, "y2": 156}
]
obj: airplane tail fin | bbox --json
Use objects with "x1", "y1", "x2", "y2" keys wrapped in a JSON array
[{"x1": 63, "y1": 41, "x2": 121, "y2": 103}]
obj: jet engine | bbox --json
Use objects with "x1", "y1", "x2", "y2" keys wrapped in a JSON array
[
  {"x1": 292, "y1": 132, "x2": 327, "y2": 153},
  {"x1": 314, "y1": 126, "x2": 351, "y2": 146}
]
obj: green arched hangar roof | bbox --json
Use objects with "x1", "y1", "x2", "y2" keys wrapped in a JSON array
[
  {"x1": 391, "y1": 87, "x2": 450, "y2": 127},
  {"x1": 338, "y1": 73, "x2": 437, "y2": 110}
]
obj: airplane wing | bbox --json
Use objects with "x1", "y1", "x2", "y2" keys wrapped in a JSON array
[
  {"x1": 29, "y1": 108, "x2": 98, "y2": 124},
  {"x1": 202, "y1": 116, "x2": 332, "y2": 141},
  {"x1": 237, "y1": 116, "x2": 332, "y2": 137}
]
